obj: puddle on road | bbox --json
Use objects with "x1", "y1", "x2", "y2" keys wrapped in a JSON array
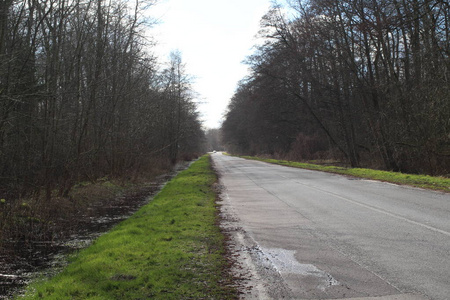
[{"x1": 259, "y1": 247, "x2": 339, "y2": 291}]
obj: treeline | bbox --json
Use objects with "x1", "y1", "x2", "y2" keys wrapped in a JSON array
[
  {"x1": 222, "y1": 0, "x2": 450, "y2": 175},
  {"x1": 0, "y1": 0, "x2": 204, "y2": 200}
]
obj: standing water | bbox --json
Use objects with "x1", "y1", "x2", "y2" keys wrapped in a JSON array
[{"x1": 0, "y1": 162, "x2": 190, "y2": 299}]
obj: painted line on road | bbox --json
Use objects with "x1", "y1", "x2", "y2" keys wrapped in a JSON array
[{"x1": 300, "y1": 182, "x2": 450, "y2": 238}]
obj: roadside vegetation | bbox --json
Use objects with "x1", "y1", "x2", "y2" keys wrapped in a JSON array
[
  {"x1": 18, "y1": 155, "x2": 237, "y2": 300},
  {"x1": 1, "y1": 1, "x2": 204, "y2": 211},
  {"x1": 239, "y1": 156, "x2": 450, "y2": 193},
  {"x1": 0, "y1": 158, "x2": 172, "y2": 246},
  {"x1": 1, "y1": 1, "x2": 208, "y2": 296},
  {"x1": 222, "y1": 0, "x2": 449, "y2": 176},
  {"x1": 0, "y1": 159, "x2": 175, "y2": 299}
]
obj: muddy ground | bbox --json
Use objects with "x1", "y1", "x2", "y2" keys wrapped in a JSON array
[{"x1": 0, "y1": 164, "x2": 188, "y2": 299}]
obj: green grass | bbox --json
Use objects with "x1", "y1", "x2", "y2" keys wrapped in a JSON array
[
  {"x1": 238, "y1": 155, "x2": 450, "y2": 193},
  {"x1": 19, "y1": 155, "x2": 236, "y2": 300}
]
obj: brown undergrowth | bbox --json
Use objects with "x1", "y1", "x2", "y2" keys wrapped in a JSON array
[{"x1": 0, "y1": 161, "x2": 184, "y2": 299}]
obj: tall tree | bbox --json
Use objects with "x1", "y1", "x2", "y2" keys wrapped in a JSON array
[
  {"x1": 0, "y1": 0, "x2": 205, "y2": 200},
  {"x1": 223, "y1": 0, "x2": 449, "y2": 174}
]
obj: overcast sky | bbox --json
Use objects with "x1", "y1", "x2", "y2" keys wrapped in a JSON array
[{"x1": 148, "y1": 0, "x2": 275, "y2": 129}]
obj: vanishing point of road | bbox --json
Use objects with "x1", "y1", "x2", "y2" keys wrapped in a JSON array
[{"x1": 212, "y1": 153, "x2": 450, "y2": 300}]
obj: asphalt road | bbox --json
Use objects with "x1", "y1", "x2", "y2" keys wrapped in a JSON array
[{"x1": 212, "y1": 153, "x2": 450, "y2": 300}]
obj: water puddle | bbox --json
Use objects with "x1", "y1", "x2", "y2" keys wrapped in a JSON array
[
  {"x1": 0, "y1": 162, "x2": 190, "y2": 299},
  {"x1": 260, "y1": 247, "x2": 339, "y2": 291}
]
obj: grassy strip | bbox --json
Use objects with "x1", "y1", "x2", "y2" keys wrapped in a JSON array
[
  {"x1": 19, "y1": 155, "x2": 236, "y2": 300},
  {"x1": 239, "y1": 155, "x2": 450, "y2": 193}
]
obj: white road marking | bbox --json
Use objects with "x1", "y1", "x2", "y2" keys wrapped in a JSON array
[{"x1": 299, "y1": 182, "x2": 450, "y2": 238}]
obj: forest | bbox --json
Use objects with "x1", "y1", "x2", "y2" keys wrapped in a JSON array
[
  {"x1": 222, "y1": 0, "x2": 450, "y2": 175},
  {"x1": 0, "y1": 0, "x2": 205, "y2": 201}
]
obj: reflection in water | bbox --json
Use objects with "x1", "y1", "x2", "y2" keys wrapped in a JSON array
[{"x1": 0, "y1": 163, "x2": 189, "y2": 299}]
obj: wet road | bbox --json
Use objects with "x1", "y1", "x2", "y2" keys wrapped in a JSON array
[{"x1": 213, "y1": 153, "x2": 450, "y2": 300}]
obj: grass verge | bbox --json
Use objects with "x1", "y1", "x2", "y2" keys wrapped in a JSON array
[
  {"x1": 18, "y1": 155, "x2": 236, "y2": 300},
  {"x1": 239, "y1": 155, "x2": 450, "y2": 193}
]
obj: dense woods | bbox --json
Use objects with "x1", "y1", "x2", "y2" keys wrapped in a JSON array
[
  {"x1": 0, "y1": 0, "x2": 204, "y2": 201},
  {"x1": 222, "y1": 0, "x2": 450, "y2": 175}
]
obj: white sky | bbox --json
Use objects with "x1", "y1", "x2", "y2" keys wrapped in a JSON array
[{"x1": 147, "y1": 0, "x2": 274, "y2": 129}]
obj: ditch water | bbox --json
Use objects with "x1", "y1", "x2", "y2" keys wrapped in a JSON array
[{"x1": 0, "y1": 163, "x2": 189, "y2": 299}]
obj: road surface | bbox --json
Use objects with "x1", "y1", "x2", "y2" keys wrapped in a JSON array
[{"x1": 212, "y1": 153, "x2": 450, "y2": 300}]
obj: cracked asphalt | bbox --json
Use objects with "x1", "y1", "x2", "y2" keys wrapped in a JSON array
[{"x1": 213, "y1": 153, "x2": 450, "y2": 300}]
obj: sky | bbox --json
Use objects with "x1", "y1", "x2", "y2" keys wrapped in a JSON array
[{"x1": 147, "y1": 0, "x2": 275, "y2": 129}]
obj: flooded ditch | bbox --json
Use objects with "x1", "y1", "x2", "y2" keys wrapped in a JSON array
[{"x1": 0, "y1": 162, "x2": 189, "y2": 299}]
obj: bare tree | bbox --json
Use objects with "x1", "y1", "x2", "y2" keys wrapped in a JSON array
[
  {"x1": 0, "y1": 0, "x2": 205, "y2": 200},
  {"x1": 223, "y1": 0, "x2": 449, "y2": 174}
]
